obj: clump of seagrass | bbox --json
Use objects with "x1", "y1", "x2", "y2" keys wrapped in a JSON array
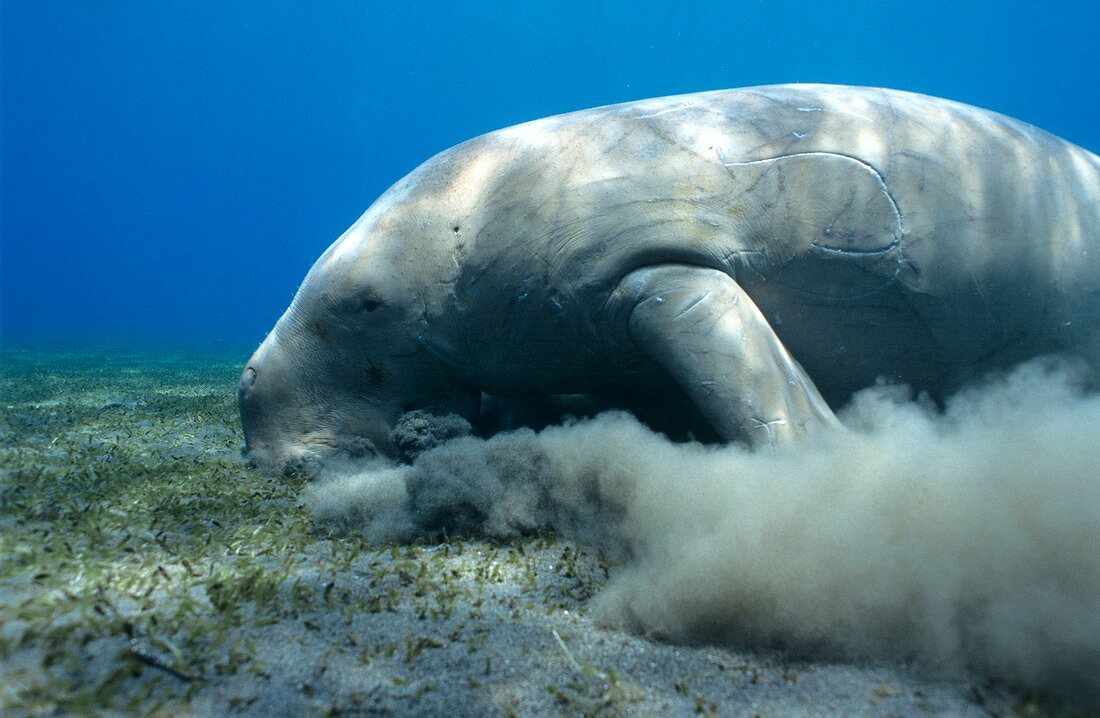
[{"x1": 390, "y1": 410, "x2": 473, "y2": 463}]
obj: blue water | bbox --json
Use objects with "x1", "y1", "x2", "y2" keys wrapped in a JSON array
[{"x1": 3, "y1": 1, "x2": 1099, "y2": 348}]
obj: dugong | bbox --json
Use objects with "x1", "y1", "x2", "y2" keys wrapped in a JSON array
[{"x1": 239, "y1": 84, "x2": 1100, "y2": 463}]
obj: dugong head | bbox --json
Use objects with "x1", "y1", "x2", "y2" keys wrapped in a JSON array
[{"x1": 238, "y1": 160, "x2": 487, "y2": 468}]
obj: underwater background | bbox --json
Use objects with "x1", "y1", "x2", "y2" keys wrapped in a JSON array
[
  {"x1": 5, "y1": 4, "x2": 1100, "y2": 714},
  {"x1": 3, "y1": 0, "x2": 1100, "y2": 349}
]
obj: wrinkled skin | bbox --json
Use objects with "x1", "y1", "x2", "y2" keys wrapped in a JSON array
[{"x1": 240, "y1": 84, "x2": 1100, "y2": 468}]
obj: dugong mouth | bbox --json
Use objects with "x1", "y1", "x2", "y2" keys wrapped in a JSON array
[
  {"x1": 239, "y1": 411, "x2": 388, "y2": 477},
  {"x1": 241, "y1": 407, "x2": 476, "y2": 477}
]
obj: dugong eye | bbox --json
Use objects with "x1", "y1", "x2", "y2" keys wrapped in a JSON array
[{"x1": 354, "y1": 294, "x2": 384, "y2": 313}]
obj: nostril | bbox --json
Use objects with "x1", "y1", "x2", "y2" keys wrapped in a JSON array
[{"x1": 240, "y1": 366, "x2": 258, "y2": 395}]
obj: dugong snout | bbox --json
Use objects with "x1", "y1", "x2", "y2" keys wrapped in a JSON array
[
  {"x1": 237, "y1": 338, "x2": 327, "y2": 466},
  {"x1": 237, "y1": 357, "x2": 277, "y2": 459},
  {"x1": 238, "y1": 334, "x2": 405, "y2": 466}
]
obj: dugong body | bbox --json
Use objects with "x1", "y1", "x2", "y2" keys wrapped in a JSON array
[{"x1": 239, "y1": 84, "x2": 1100, "y2": 462}]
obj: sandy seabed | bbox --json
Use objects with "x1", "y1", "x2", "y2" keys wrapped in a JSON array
[{"x1": 0, "y1": 349, "x2": 1078, "y2": 716}]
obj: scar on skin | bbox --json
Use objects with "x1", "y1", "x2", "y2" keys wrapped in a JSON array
[{"x1": 672, "y1": 292, "x2": 712, "y2": 320}]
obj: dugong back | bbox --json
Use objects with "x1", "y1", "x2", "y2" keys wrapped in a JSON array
[{"x1": 450, "y1": 85, "x2": 1100, "y2": 399}]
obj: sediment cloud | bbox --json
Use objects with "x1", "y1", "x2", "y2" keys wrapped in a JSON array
[{"x1": 306, "y1": 358, "x2": 1100, "y2": 700}]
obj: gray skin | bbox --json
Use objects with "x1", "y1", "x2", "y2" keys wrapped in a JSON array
[{"x1": 239, "y1": 84, "x2": 1100, "y2": 464}]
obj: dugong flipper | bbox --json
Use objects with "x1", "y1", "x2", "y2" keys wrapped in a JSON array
[{"x1": 613, "y1": 265, "x2": 841, "y2": 446}]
